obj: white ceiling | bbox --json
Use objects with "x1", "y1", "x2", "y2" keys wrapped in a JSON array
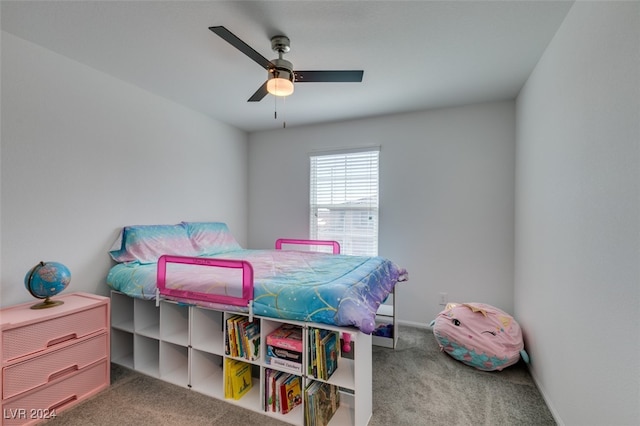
[{"x1": 1, "y1": 1, "x2": 573, "y2": 132}]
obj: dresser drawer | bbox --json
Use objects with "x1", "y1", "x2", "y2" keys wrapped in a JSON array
[
  {"x1": 2, "y1": 300, "x2": 108, "y2": 363},
  {"x1": 2, "y1": 332, "x2": 108, "y2": 400},
  {"x1": 1, "y1": 359, "x2": 109, "y2": 426}
]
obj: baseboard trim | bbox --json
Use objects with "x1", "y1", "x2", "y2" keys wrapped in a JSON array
[
  {"x1": 397, "y1": 319, "x2": 431, "y2": 329},
  {"x1": 526, "y1": 364, "x2": 565, "y2": 426}
]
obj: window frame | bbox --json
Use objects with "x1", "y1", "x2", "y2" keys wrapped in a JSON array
[{"x1": 309, "y1": 147, "x2": 380, "y2": 256}]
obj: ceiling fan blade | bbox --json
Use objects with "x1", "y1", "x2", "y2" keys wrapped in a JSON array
[
  {"x1": 248, "y1": 81, "x2": 269, "y2": 102},
  {"x1": 209, "y1": 26, "x2": 274, "y2": 70},
  {"x1": 294, "y1": 70, "x2": 364, "y2": 83}
]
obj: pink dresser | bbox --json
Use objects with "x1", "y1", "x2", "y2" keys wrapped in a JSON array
[{"x1": 1, "y1": 293, "x2": 110, "y2": 425}]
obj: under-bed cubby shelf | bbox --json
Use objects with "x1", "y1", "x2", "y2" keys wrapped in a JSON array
[
  {"x1": 111, "y1": 290, "x2": 373, "y2": 425},
  {"x1": 160, "y1": 302, "x2": 189, "y2": 346},
  {"x1": 135, "y1": 298, "x2": 160, "y2": 339},
  {"x1": 190, "y1": 349, "x2": 224, "y2": 398},
  {"x1": 191, "y1": 307, "x2": 225, "y2": 355},
  {"x1": 372, "y1": 289, "x2": 398, "y2": 349},
  {"x1": 160, "y1": 341, "x2": 189, "y2": 387},
  {"x1": 111, "y1": 328, "x2": 134, "y2": 369},
  {"x1": 111, "y1": 291, "x2": 134, "y2": 332},
  {"x1": 134, "y1": 334, "x2": 160, "y2": 378}
]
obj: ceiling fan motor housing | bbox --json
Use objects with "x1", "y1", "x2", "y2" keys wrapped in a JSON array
[{"x1": 270, "y1": 58, "x2": 294, "y2": 82}]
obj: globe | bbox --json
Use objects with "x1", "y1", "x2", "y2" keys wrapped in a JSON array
[{"x1": 24, "y1": 261, "x2": 71, "y2": 309}]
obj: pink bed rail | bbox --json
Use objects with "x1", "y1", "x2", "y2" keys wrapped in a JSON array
[
  {"x1": 156, "y1": 239, "x2": 338, "y2": 313},
  {"x1": 157, "y1": 255, "x2": 254, "y2": 308},
  {"x1": 274, "y1": 238, "x2": 341, "y2": 254}
]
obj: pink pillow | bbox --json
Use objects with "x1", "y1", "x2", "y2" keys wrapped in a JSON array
[
  {"x1": 182, "y1": 222, "x2": 242, "y2": 255},
  {"x1": 109, "y1": 224, "x2": 198, "y2": 264}
]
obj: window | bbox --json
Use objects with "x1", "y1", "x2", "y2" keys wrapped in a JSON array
[{"x1": 309, "y1": 148, "x2": 379, "y2": 256}]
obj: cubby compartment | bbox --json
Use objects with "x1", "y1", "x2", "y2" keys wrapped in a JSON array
[
  {"x1": 330, "y1": 391, "x2": 356, "y2": 426},
  {"x1": 134, "y1": 334, "x2": 159, "y2": 377},
  {"x1": 160, "y1": 341, "x2": 189, "y2": 387},
  {"x1": 191, "y1": 307, "x2": 224, "y2": 355},
  {"x1": 190, "y1": 349, "x2": 224, "y2": 398},
  {"x1": 224, "y1": 313, "x2": 261, "y2": 363},
  {"x1": 160, "y1": 302, "x2": 189, "y2": 346},
  {"x1": 224, "y1": 362, "x2": 261, "y2": 411},
  {"x1": 111, "y1": 291, "x2": 134, "y2": 332},
  {"x1": 263, "y1": 367, "x2": 304, "y2": 425},
  {"x1": 372, "y1": 289, "x2": 397, "y2": 349},
  {"x1": 111, "y1": 328, "x2": 134, "y2": 368},
  {"x1": 134, "y1": 298, "x2": 160, "y2": 339}
]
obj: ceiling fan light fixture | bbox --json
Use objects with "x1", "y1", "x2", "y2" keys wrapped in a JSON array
[
  {"x1": 267, "y1": 77, "x2": 294, "y2": 97},
  {"x1": 267, "y1": 68, "x2": 294, "y2": 97}
]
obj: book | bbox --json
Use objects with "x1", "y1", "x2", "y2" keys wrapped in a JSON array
[
  {"x1": 274, "y1": 372, "x2": 290, "y2": 413},
  {"x1": 227, "y1": 359, "x2": 252, "y2": 400},
  {"x1": 226, "y1": 315, "x2": 243, "y2": 357},
  {"x1": 281, "y1": 374, "x2": 302, "y2": 415},
  {"x1": 305, "y1": 381, "x2": 340, "y2": 426},
  {"x1": 244, "y1": 321, "x2": 261, "y2": 361},
  {"x1": 267, "y1": 345, "x2": 302, "y2": 363},
  {"x1": 266, "y1": 324, "x2": 303, "y2": 352},
  {"x1": 269, "y1": 356, "x2": 302, "y2": 374},
  {"x1": 321, "y1": 331, "x2": 339, "y2": 379},
  {"x1": 263, "y1": 368, "x2": 271, "y2": 411},
  {"x1": 266, "y1": 370, "x2": 285, "y2": 412},
  {"x1": 224, "y1": 358, "x2": 233, "y2": 398},
  {"x1": 234, "y1": 316, "x2": 247, "y2": 358}
]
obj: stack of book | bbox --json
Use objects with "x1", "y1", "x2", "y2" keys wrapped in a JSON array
[
  {"x1": 304, "y1": 381, "x2": 340, "y2": 426},
  {"x1": 225, "y1": 315, "x2": 261, "y2": 361},
  {"x1": 266, "y1": 324, "x2": 303, "y2": 374},
  {"x1": 264, "y1": 368, "x2": 302, "y2": 415},
  {"x1": 308, "y1": 328, "x2": 339, "y2": 380},
  {"x1": 224, "y1": 358, "x2": 253, "y2": 400}
]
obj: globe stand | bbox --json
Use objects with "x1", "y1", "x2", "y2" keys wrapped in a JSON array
[{"x1": 30, "y1": 297, "x2": 64, "y2": 310}]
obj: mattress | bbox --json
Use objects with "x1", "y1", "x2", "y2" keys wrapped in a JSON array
[{"x1": 107, "y1": 249, "x2": 407, "y2": 334}]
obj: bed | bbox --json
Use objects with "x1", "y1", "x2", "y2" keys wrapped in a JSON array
[{"x1": 106, "y1": 222, "x2": 407, "y2": 334}]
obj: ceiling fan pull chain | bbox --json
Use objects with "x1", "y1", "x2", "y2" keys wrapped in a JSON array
[{"x1": 283, "y1": 96, "x2": 287, "y2": 128}]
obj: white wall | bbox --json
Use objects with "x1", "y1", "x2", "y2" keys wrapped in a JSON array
[
  {"x1": 515, "y1": 2, "x2": 640, "y2": 425},
  {"x1": 248, "y1": 101, "x2": 516, "y2": 326},
  {"x1": 1, "y1": 32, "x2": 248, "y2": 308}
]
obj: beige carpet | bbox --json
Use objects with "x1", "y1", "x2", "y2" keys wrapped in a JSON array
[{"x1": 45, "y1": 325, "x2": 555, "y2": 425}]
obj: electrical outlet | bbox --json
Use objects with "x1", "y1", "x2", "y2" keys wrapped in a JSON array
[{"x1": 439, "y1": 292, "x2": 448, "y2": 306}]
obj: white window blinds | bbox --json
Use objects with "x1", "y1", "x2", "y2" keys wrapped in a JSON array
[{"x1": 310, "y1": 148, "x2": 379, "y2": 256}]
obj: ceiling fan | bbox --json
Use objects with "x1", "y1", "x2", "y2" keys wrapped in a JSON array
[{"x1": 209, "y1": 26, "x2": 364, "y2": 102}]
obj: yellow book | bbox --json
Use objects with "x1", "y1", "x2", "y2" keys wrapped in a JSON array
[
  {"x1": 230, "y1": 360, "x2": 253, "y2": 400},
  {"x1": 224, "y1": 358, "x2": 233, "y2": 398}
]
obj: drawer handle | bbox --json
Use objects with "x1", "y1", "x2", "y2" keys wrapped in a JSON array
[
  {"x1": 48, "y1": 364, "x2": 79, "y2": 382},
  {"x1": 49, "y1": 395, "x2": 78, "y2": 411},
  {"x1": 46, "y1": 333, "x2": 78, "y2": 347}
]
